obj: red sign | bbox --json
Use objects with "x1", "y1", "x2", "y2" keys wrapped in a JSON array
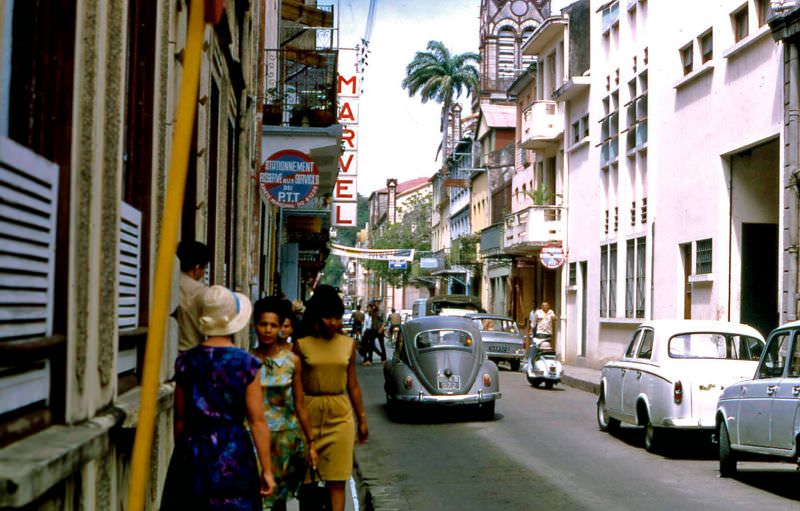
[
  {"x1": 540, "y1": 244, "x2": 566, "y2": 270},
  {"x1": 258, "y1": 150, "x2": 319, "y2": 208}
]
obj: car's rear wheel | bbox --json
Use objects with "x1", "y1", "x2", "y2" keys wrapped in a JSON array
[
  {"x1": 509, "y1": 359, "x2": 521, "y2": 372},
  {"x1": 596, "y1": 392, "x2": 620, "y2": 432},
  {"x1": 643, "y1": 418, "x2": 663, "y2": 453},
  {"x1": 544, "y1": 380, "x2": 554, "y2": 390},
  {"x1": 718, "y1": 421, "x2": 737, "y2": 477}
]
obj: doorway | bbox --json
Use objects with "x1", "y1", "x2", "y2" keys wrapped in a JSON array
[{"x1": 741, "y1": 223, "x2": 778, "y2": 337}]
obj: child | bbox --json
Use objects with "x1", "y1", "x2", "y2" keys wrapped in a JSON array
[
  {"x1": 252, "y1": 296, "x2": 317, "y2": 511},
  {"x1": 162, "y1": 285, "x2": 275, "y2": 510}
]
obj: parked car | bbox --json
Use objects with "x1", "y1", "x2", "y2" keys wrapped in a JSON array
[
  {"x1": 467, "y1": 314, "x2": 525, "y2": 371},
  {"x1": 716, "y1": 320, "x2": 800, "y2": 476},
  {"x1": 383, "y1": 316, "x2": 501, "y2": 420},
  {"x1": 596, "y1": 320, "x2": 765, "y2": 453}
]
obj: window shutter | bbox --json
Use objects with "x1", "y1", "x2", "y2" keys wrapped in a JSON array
[
  {"x1": 0, "y1": 136, "x2": 59, "y2": 342},
  {"x1": 118, "y1": 202, "x2": 141, "y2": 330}
]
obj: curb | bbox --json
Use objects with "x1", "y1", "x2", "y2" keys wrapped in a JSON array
[
  {"x1": 353, "y1": 453, "x2": 410, "y2": 511},
  {"x1": 561, "y1": 373, "x2": 600, "y2": 395}
]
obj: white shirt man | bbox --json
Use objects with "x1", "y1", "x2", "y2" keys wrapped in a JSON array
[{"x1": 529, "y1": 302, "x2": 556, "y2": 338}]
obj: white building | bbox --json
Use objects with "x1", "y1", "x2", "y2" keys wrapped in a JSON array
[{"x1": 557, "y1": 0, "x2": 781, "y2": 368}]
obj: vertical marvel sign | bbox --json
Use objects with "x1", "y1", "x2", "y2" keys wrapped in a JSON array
[{"x1": 332, "y1": 73, "x2": 359, "y2": 227}]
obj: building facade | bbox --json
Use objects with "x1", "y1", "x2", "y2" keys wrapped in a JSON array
[{"x1": 0, "y1": 0, "x2": 264, "y2": 508}]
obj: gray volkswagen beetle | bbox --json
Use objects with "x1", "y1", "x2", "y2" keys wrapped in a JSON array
[
  {"x1": 467, "y1": 314, "x2": 526, "y2": 371},
  {"x1": 383, "y1": 316, "x2": 501, "y2": 420}
]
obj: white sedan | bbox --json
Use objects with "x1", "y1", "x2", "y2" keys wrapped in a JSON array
[
  {"x1": 597, "y1": 320, "x2": 765, "y2": 453},
  {"x1": 716, "y1": 320, "x2": 800, "y2": 476}
]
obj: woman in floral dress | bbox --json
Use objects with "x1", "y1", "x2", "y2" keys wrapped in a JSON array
[
  {"x1": 161, "y1": 285, "x2": 275, "y2": 511},
  {"x1": 252, "y1": 296, "x2": 316, "y2": 511}
]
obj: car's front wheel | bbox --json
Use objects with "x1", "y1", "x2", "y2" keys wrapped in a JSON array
[
  {"x1": 718, "y1": 421, "x2": 737, "y2": 477},
  {"x1": 596, "y1": 392, "x2": 620, "y2": 432}
]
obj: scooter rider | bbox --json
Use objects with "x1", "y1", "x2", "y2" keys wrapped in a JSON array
[{"x1": 529, "y1": 301, "x2": 556, "y2": 345}]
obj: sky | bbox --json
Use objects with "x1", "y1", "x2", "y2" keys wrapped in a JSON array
[{"x1": 337, "y1": 0, "x2": 481, "y2": 195}]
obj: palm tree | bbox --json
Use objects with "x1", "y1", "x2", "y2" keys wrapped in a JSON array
[{"x1": 401, "y1": 41, "x2": 480, "y2": 162}]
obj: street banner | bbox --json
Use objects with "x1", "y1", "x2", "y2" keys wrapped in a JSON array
[
  {"x1": 388, "y1": 260, "x2": 408, "y2": 270},
  {"x1": 330, "y1": 243, "x2": 415, "y2": 261}
]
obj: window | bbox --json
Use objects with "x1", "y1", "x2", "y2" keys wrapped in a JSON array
[
  {"x1": 600, "y1": 93, "x2": 619, "y2": 166},
  {"x1": 756, "y1": 0, "x2": 770, "y2": 27},
  {"x1": 581, "y1": 114, "x2": 590, "y2": 139},
  {"x1": 696, "y1": 238, "x2": 712, "y2": 274},
  {"x1": 733, "y1": 7, "x2": 749, "y2": 42},
  {"x1": 757, "y1": 332, "x2": 791, "y2": 378},
  {"x1": 626, "y1": 330, "x2": 642, "y2": 358},
  {"x1": 569, "y1": 262, "x2": 577, "y2": 287},
  {"x1": 700, "y1": 30, "x2": 713, "y2": 63},
  {"x1": 415, "y1": 329, "x2": 474, "y2": 351},
  {"x1": 571, "y1": 114, "x2": 589, "y2": 145},
  {"x1": 637, "y1": 329, "x2": 654, "y2": 359},
  {"x1": 669, "y1": 333, "x2": 764, "y2": 360},
  {"x1": 600, "y1": 243, "x2": 617, "y2": 317},
  {"x1": 680, "y1": 43, "x2": 693, "y2": 75},
  {"x1": 625, "y1": 236, "x2": 646, "y2": 318},
  {"x1": 497, "y1": 27, "x2": 516, "y2": 80}
]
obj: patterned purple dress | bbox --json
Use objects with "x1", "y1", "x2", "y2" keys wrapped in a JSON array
[{"x1": 161, "y1": 346, "x2": 262, "y2": 511}]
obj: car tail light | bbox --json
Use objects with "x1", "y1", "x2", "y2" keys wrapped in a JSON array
[
  {"x1": 404, "y1": 376, "x2": 413, "y2": 389},
  {"x1": 483, "y1": 373, "x2": 492, "y2": 387},
  {"x1": 674, "y1": 380, "x2": 683, "y2": 404}
]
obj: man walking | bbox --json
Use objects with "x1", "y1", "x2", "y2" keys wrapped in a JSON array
[
  {"x1": 351, "y1": 304, "x2": 365, "y2": 343},
  {"x1": 175, "y1": 240, "x2": 210, "y2": 351}
]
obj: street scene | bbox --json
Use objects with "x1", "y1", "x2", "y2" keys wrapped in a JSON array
[{"x1": 2, "y1": 0, "x2": 800, "y2": 510}]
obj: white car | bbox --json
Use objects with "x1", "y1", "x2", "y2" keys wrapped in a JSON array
[
  {"x1": 597, "y1": 320, "x2": 765, "y2": 453},
  {"x1": 716, "y1": 321, "x2": 800, "y2": 476}
]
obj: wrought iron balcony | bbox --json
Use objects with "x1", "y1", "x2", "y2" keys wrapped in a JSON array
[
  {"x1": 503, "y1": 205, "x2": 564, "y2": 254},
  {"x1": 520, "y1": 100, "x2": 563, "y2": 150},
  {"x1": 263, "y1": 48, "x2": 338, "y2": 128}
]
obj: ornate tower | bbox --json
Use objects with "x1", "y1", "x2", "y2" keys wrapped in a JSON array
[{"x1": 478, "y1": 0, "x2": 550, "y2": 103}]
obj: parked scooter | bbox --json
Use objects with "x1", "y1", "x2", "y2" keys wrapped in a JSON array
[{"x1": 524, "y1": 336, "x2": 563, "y2": 389}]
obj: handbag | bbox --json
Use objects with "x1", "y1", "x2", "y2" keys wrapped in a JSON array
[{"x1": 297, "y1": 467, "x2": 331, "y2": 511}]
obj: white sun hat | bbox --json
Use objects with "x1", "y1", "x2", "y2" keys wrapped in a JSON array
[{"x1": 196, "y1": 285, "x2": 253, "y2": 336}]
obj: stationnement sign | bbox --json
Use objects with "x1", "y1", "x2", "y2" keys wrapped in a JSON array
[
  {"x1": 540, "y1": 244, "x2": 566, "y2": 269},
  {"x1": 258, "y1": 149, "x2": 319, "y2": 208}
]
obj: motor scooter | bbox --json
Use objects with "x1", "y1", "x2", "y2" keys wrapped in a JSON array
[{"x1": 524, "y1": 336, "x2": 563, "y2": 389}]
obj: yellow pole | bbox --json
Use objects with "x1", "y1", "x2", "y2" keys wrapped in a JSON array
[{"x1": 126, "y1": 0, "x2": 205, "y2": 509}]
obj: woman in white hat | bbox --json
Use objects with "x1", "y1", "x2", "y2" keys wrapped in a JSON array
[{"x1": 161, "y1": 285, "x2": 276, "y2": 510}]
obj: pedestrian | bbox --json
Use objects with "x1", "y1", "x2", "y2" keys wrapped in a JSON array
[
  {"x1": 371, "y1": 303, "x2": 387, "y2": 362},
  {"x1": 277, "y1": 299, "x2": 298, "y2": 349},
  {"x1": 350, "y1": 304, "x2": 364, "y2": 344},
  {"x1": 360, "y1": 305, "x2": 374, "y2": 365},
  {"x1": 174, "y1": 240, "x2": 210, "y2": 351},
  {"x1": 252, "y1": 297, "x2": 317, "y2": 511},
  {"x1": 387, "y1": 308, "x2": 402, "y2": 344},
  {"x1": 530, "y1": 301, "x2": 557, "y2": 343},
  {"x1": 161, "y1": 285, "x2": 276, "y2": 510},
  {"x1": 293, "y1": 285, "x2": 369, "y2": 511}
]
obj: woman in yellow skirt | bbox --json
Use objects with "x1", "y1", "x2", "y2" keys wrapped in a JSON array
[{"x1": 293, "y1": 285, "x2": 368, "y2": 511}]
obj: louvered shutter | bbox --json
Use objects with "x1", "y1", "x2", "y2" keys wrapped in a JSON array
[
  {"x1": 0, "y1": 136, "x2": 58, "y2": 413},
  {"x1": 0, "y1": 137, "x2": 59, "y2": 342},
  {"x1": 118, "y1": 202, "x2": 141, "y2": 330}
]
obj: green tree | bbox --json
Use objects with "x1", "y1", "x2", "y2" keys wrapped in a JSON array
[
  {"x1": 362, "y1": 192, "x2": 432, "y2": 288},
  {"x1": 401, "y1": 41, "x2": 479, "y2": 160}
]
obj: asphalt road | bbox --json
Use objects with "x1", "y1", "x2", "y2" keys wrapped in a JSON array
[{"x1": 354, "y1": 363, "x2": 800, "y2": 511}]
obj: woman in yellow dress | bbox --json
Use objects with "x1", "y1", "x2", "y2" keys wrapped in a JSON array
[{"x1": 293, "y1": 285, "x2": 368, "y2": 511}]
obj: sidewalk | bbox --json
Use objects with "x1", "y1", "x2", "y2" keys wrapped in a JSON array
[{"x1": 560, "y1": 363, "x2": 601, "y2": 395}]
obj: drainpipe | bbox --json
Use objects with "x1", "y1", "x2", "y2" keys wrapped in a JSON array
[
  {"x1": 785, "y1": 41, "x2": 800, "y2": 322},
  {"x1": 728, "y1": 156, "x2": 733, "y2": 322}
]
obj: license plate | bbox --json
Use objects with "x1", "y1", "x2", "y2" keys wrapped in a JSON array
[
  {"x1": 438, "y1": 375, "x2": 461, "y2": 391},
  {"x1": 491, "y1": 345, "x2": 509, "y2": 353}
]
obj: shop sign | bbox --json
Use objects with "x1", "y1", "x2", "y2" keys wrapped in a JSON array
[
  {"x1": 540, "y1": 244, "x2": 566, "y2": 269},
  {"x1": 259, "y1": 149, "x2": 319, "y2": 208}
]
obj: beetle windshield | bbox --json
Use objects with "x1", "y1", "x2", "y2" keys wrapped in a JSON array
[
  {"x1": 473, "y1": 318, "x2": 519, "y2": 334},
  {"x1": 668, "y1": 333, "x2": 763, "y2": 360},
  {"x1": 414, "y1": 329, "x2": 474, "y2": 351}
]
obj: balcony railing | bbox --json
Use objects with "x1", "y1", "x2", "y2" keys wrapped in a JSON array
[
  {"x1": 503, "y1": 205, "x2": 564, "y2": 253},
  {"x1": 481, "y1": 76, "x2": 517, "y2": 94},
  {"x1": 480, "y1": 223, "x2": 504, "y2": 257},
  {"x1": 263, "y1": 48, "x2": 338, "y2": 128},
  {"x1": 487, "y1": 141, "x2": 515, "y2": 167},
  {"x1": 520, "y1": 100, "x2": 563, "y2": 150}
]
